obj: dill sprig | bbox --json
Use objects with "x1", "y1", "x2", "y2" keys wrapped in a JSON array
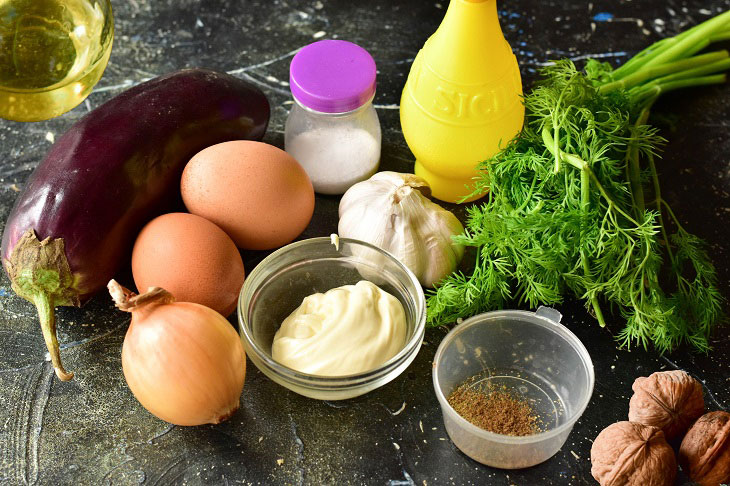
[{"x1": 427, "y1": 11, "x2": 730, "y2": 353}]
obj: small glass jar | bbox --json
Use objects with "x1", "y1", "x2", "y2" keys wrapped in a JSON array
[
  {"x1": 238, "y1": 237, "x2": 426, "y2": 400},
  {"x1": 285, "y1": 40, "x2": 381, "y2": 195}
]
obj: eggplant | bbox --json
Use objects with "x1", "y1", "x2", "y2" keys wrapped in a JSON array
[{"x1": 1, "y1": 68, "x2": 270, "y2": 381}]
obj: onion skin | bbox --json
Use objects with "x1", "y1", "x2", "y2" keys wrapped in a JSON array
[{"x1": 110, "y1": 280, "x2": 246, "y2": 426}]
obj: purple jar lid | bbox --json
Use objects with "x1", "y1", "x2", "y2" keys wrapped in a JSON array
[{"x1": 289, "y1": 40, "x2": 376, "y2": 113}]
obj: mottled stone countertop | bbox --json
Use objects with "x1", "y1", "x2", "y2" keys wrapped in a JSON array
[{"x1": 1, "y1": 0, "x2": 729, "y2": 485}]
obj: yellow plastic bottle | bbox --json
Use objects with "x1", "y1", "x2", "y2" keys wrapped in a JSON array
[{"x1": 400, "y1": 0, "x2": 524, "y2": 203}]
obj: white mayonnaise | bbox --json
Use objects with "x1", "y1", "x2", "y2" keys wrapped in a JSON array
[{"x1": 271, "y1": 280, "x2": 407, "y2": 376}]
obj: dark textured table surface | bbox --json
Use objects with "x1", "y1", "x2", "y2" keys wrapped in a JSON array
[{"x1": 1, "y1": 1, "x2": 729, "y2": 485}]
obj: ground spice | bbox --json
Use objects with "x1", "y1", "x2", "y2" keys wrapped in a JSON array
[{"x1": 447, "y1": 379, "x2": 541, "y2": 436}]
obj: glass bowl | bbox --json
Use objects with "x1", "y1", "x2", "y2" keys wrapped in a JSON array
[
  {"x1": 0, "y1": 0, "x2": 114, "y2": 121},
  {"x1": 432, "y1": 307, "x2": 594, "y2": 469},
  {"x1": 238, "y1": 237, "x2": 426, "y2": 400}
]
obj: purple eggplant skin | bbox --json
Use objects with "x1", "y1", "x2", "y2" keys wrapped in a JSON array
[{"x1": 1, "y1": 68, "x2": 270, "y2": 381}]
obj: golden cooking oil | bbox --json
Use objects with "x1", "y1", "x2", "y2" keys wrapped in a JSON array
[{"x1": 0, "y1": 0, "x2": 113, "y2": 122}]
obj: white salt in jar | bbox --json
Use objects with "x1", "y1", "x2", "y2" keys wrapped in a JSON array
[{"x1": 285, "y1": 40, "x2": 381, "y2": 195}]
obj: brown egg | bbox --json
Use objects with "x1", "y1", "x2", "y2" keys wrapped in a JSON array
[
  {"x1": 131, "y1": 212, "x2": 245, "y2": 316},
  {"x1": 181, "y1": 141, "x2": 315, "y2": 250}
]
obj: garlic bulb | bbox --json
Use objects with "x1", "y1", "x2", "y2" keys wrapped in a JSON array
[{"x1": 338, "y1": 171, "x2": 464, "y2": 287}]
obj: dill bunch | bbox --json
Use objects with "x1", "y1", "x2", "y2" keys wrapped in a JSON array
[{"x1": 427, "y1": 11, "x2": 730, "y2": 353}]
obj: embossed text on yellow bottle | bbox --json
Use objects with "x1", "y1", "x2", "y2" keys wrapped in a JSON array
[{"x1": 400, "y1": 0, "x2": 524, "y2": 203}]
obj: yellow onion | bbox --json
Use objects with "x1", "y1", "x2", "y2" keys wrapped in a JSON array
[{"x1": 108, "y1": 280, "x2": 246, "y2": 426}]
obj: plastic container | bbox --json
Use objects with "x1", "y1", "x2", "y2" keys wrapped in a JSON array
[
  {"x1": 432, "y1": 307, "x2": 594, "y2": 468},
  {"x1": 400, "y1": 0, "x2": 524, "y2": 203},
  {"x1": 238, "y1": 237, "x2": 425, "y2": 400},
  {"x1": 285, "y1": 40, "x2": 381, "y2": 195}
]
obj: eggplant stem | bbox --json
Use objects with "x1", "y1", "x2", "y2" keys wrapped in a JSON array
[{"x1": 33, "y1": 293, "x2": 73, "y2": 381}]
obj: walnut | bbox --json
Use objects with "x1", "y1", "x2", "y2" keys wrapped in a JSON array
[
  {"x1": 628, "y1": 370, "x2": 704, "y2": 439},
  {"x1": 679, "y1": 411, "x2": 730, "y2": 486},
  {"x1": 591, "y1": 421, "x2": 676, "y2": 486}
]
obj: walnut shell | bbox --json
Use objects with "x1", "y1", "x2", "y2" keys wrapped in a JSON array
[
  {"x1": 679, "y1": 411, "x2": 730, "y2": 486},
  {"x1": 628, "y1": 370, "x2": 704, "y2": 439},
  {"x1": 591, "y1": 421, "x2": 676, "y2": 486}
]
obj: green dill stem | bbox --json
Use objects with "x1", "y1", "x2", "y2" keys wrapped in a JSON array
[
  {"x1": 626, "y1": 148, "x2": 642, "y2": 215},
  {"x1": 647, "y1": 152, "x2": 675, "y2": 265},
  {"x1": 611, "y1": 11, "x2": 730, "y2": 80},
  {"x1": 579, "y1": 168, "x2": 607, "y2": 327},
  {"x1": 542, "y1": 126, "x2": 643, "y2": 227},
  {"x1": 515, "y1": 174, "x2": 538, "y2": 213},
  {"x1": 633, "y1": 74, "x2": 727, "y2": 105},
  {"x1": 660, "y1": 198, "x2": 688, "y2": 234},
  {"x1": 626, "y1": 107, "x2": 652, "y2": 218},
  {"x1": 656, "y1": 197, "x2": 700, "y2": 297},
  {"x1": 682, "y1": 26, "x2": 730, "y2": 57},
  {"x1": 612, "y1": 38, "x2": 679, "y2": 80},
  {"x1": 599, "y1": 50, "x2": 729, "y2": 94},
  {"x1": 581, "y1": 163, "x2": 640, "y2": 225},
  {"x1": 643, "y1": 58, "x2": 730, "y2": 87},
  {"x1": 553, "y1": 122, "x2": 562, "y2": 173},
  {"x1": 632, "y1": 95, "x2": 673, "y2": 267},
  {"x1": 684, "y1": 39, "x2": 712, "y2": 59},
  {"x1": 711, "y1": 31, "x2": 730, "y2": 43},
  {"x1": 551, "y1": 74, "x2": 578, "y2": 173},
  {"x1": 640, "y1": 10, "x2": 730, "y2": 68},
  {"x1": 684, "y1": 38, "x2": 714, "y2": 59}
]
